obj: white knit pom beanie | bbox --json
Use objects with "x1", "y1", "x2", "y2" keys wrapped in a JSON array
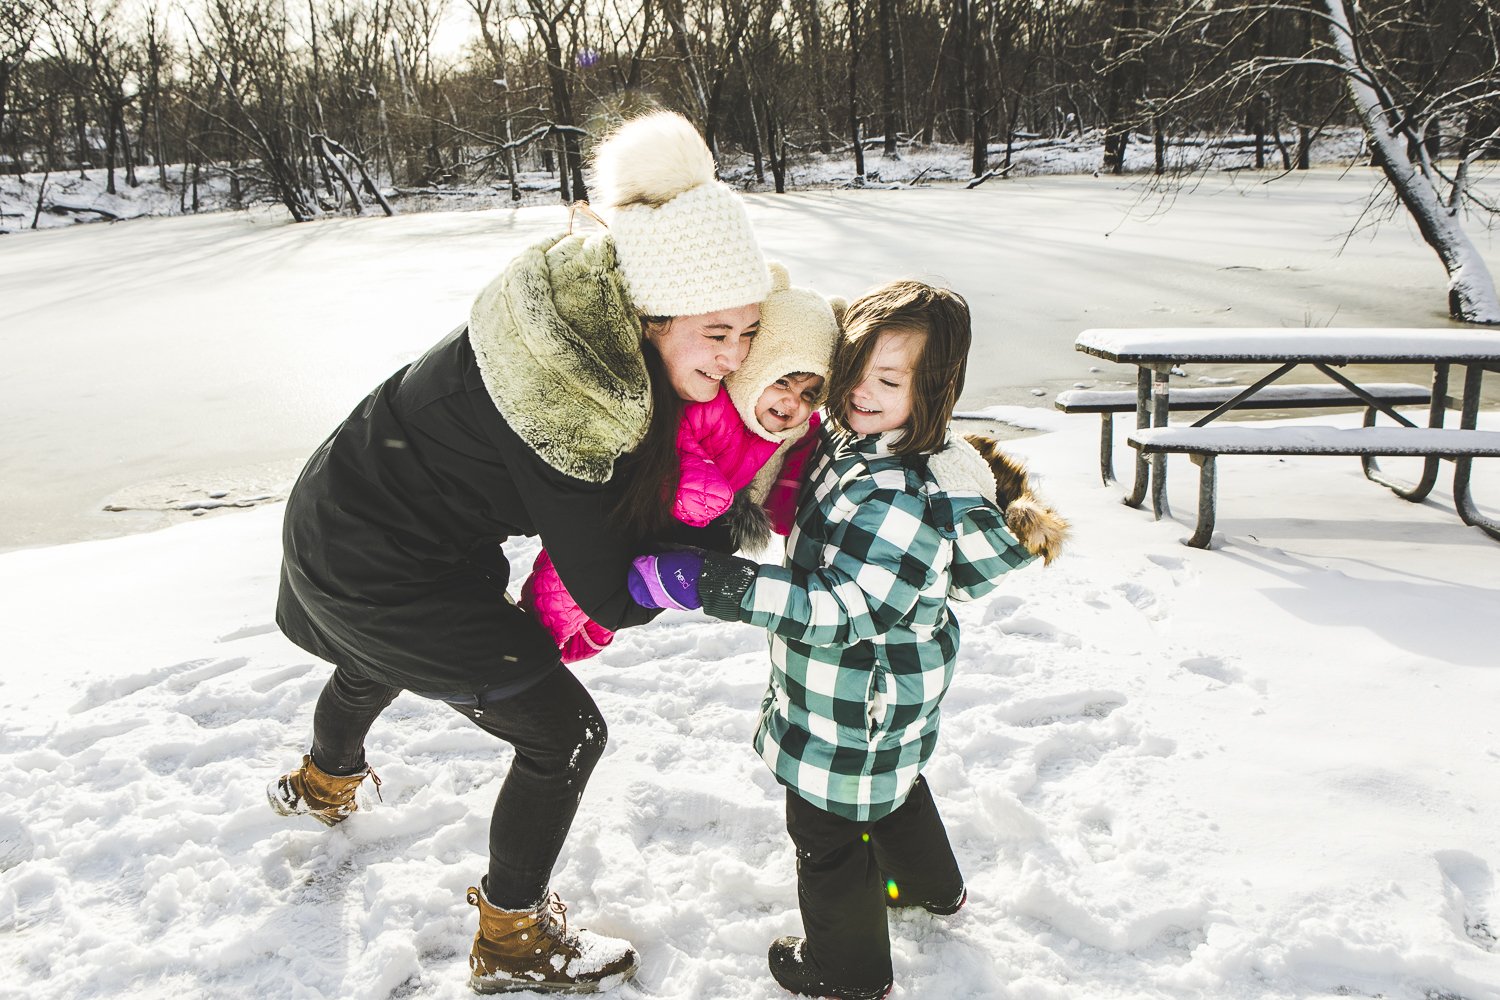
[
  {"x1": 592, "y1": 111, "x2": 772, "y2": 317},
  {"x1": 726, "y1": 262, "x2": 845, "y2": 443}
]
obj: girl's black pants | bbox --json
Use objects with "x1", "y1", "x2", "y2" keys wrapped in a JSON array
[
  {"x1": 784, "y1": 774, "x2": 965, "y2": 990},
  {"x1": 309, "y1": 661, "x2": 605, "y2": 910}
]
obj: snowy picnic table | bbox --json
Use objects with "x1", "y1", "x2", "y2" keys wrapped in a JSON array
[{"x1": 1071, "y1": 327, "x2": 1500, "y2": 547}]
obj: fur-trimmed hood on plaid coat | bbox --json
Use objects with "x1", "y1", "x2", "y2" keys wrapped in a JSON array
[{"x1": 736, "y1": 427, "x2": 1036, "y2": 822}]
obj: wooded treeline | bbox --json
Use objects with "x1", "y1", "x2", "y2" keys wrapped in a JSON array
[{"x1": 1, "y1": 0, "x2": 1496, "y2": 216}]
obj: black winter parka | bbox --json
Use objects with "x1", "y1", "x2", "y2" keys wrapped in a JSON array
[{"x1": 276, "y1": 325, "x2": 660, "y2": 698}]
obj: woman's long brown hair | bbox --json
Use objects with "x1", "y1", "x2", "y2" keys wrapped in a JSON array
[{"x1": 613, "y1": 325, "x2": 684, "y2": 539}]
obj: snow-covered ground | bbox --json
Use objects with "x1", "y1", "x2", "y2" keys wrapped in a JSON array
[
  {"x1": 2, "y1": 402, "x2": 1498, "y2": 1000},
  {"x1": 2, "y1": 163, "x2": 1499, "y2": 1000}
]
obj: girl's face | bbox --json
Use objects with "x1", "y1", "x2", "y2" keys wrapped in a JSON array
[
  {"x1": 646, "y1": 304, "x2": 761, "y2": 403},
  {"x1": 846, "y1": 327, "x2": 924, "y2": 437}
]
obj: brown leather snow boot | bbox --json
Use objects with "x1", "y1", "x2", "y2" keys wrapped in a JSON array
[
  {"x1": 466, "y1": 880, "x2": 638, "y2": 994},
  {"x1": 266, "y1": 754, "x2": 380, "y2": 827}
]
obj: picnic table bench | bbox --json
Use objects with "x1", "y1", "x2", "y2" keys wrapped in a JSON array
[
  {"x1": 1068, "y1": 328, "x2": 1500, "y2": 547},
  {"x1": 1055, "y1": 382, "x2": 1433, "y2": 485}
]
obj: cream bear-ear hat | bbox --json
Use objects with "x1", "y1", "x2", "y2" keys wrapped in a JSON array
[{"x1": 725, "y1": 262, "x2": 843, "y2": 443}]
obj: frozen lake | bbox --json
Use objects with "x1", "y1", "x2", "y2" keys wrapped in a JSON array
[{"x1": 1, "y1": 168, "x2": 1495, "y2": 551}]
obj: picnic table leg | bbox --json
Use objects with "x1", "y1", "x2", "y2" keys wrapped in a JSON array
[
  {"x1": 1185, "y1": 453, "x2": 1216, "y2": 548},
  {"x1": 1124, "y1": 369, "x2": 1151, "y2": 507},
  {"x1": 1453, "y1": 364, "x2": 1500, "y2": 541},
  {"x1": 1362, "y1": 362, "x2": 1446, "y2": 502},
  {"x1": 1100, "y1": 412, "x2": 1115, "y2": 485},
  {"x1": 1149, "y1": 366, "x2": 1171, "y2": 519}
]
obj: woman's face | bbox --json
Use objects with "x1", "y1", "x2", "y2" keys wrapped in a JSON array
[
  {"x1": 845, "y1": 327, "x2": 925, "y2": 436},
  {"x1": 646, "y1": 304, "x2": 761, "y2": 403}
]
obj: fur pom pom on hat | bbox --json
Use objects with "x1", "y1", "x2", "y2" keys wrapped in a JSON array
[
  {"x1": 592, "y1": 111, "x2": 771, "y2": 317},
  {"x1": 726, "y1": 262, "x2": 843, "y2": 444}
]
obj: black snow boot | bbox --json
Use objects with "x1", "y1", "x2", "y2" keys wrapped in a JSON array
[{"x1": 767, "y1": 937, "x2": 892, "y2": 1000}]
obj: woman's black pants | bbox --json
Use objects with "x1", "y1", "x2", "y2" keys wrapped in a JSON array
[
  {"x1": 309, "y1": 662, "x2": 606, "y2": 910},
  {"x1": 784, "y1": 774, "x2": 964, "y2": 989}
]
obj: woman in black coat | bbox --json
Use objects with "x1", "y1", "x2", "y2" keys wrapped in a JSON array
[{"x1": 267, "y1": 111, "x2": 771, "y2": 994}]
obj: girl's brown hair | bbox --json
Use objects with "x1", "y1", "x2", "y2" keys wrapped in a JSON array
[
  {"x1": 825, "y1": 280, "x2": 972, "y2": 456},
  {"x1": 612, "y1": 320, "x2": 684, "y2": 538}
]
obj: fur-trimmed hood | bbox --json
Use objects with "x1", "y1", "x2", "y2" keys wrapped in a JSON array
[
  {"x1": 918, "y1": 432, "x2": 1071, "y2": 565},
  {"x1": 468, "y1": 232, "x2": 649, "y2": 483}
]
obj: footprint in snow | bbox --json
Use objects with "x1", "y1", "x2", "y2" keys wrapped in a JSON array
[
  {"x1": 1179, "y1": 656, "x2": 1244, "y2": 687},
  {"x1": 215, "y1": 622, "x2": 281, "y2": 643},
  {"x1": 981, "y1": 595, "x2": 1025, "y2": 624},
  {"x1": 1436, "y1": 849, "x2": 1497, "y2": 952},
  {"x1": 0, "y1": 815, "x2": 34, "y2": 872},
  {"x1": 250, "y1": 662, "x2": 317, "y2": 693},
  {"x1": 1003, "y1": 691, "x2": 1126, "y2": 728},
  {"x1": 49, "y1": 716, "x2": 150, "y2": 756},
  {"x1": 68, "y1": 657, "x2": 248, "y2": 714},
  {"x1": 997, "y1": 616, "x2": 1080, "y2": 647},
  {"x1": 1077, "y1": 808, "x2": 1118, "y2": 863},
  {"x1": 1146, "y1": 553, "x2": 1188, "y2": 575}
]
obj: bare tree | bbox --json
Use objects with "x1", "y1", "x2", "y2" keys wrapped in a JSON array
[
  {"x1": 526, "y1": 0, "x2": 587, "y2": 201},
  {"x1": 846, "y1": 0, "x2": 865, "y2": 180},
  {"x1": 1143, "y1": 0, "x2": 1500, "y2": 323},
  {"x1": 878, "y1": 0, "x2": 897, "y2": 156},
  {"x1": 468, "y1": 0, "x2": 523, "y2": 199},
  {"x1": 1320, "y1": 0, "x2": 1498, "y2": 323},
  {"x1": 1, "y1": 1, "x2": 43, "y2": 172}
]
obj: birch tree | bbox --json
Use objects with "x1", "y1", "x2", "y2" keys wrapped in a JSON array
[
  {"x1": 1320, "y1": 0, "x2": 1498, "y2": 324},
  {"x1": 1146, "y1": 0, "x2": 1500, "y2": 325}
]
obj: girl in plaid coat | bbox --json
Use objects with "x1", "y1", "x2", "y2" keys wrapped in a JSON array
[{"x1": 627, "y1": 280, "x2": 1068, "y2": 1000}]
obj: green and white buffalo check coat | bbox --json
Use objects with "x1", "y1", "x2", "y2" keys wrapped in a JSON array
[{"x1": 710, "y1": 426, "x2": 1036, "y2": 822}]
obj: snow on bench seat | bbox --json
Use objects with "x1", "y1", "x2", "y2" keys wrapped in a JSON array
[
  {"x1": 1076, "y1": 327, "x2": 1500, "y2": 364},
  {"x1": 1054, "y1": 383, "x2": 1430, "y2": 413},
  {"x1": 1128, "y1": 425, "x2": 1500, "y2": 457}
]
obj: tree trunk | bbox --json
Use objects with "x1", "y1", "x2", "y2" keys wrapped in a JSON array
[
  {"x1": 316, "y1": 135, "x2": 364, "y2": 214},
  {"x1": 805, "y1": 0, "x2": 831, "y2": 151},
  {"x1": 477, "y1": 10, "x2": 523, "y2": 202},
  {"x1": 1323, "y1": 0, "x2": 1499, "y2": 323},
  {"x1": 968, "y1": 1, "x2": 986, "y2": 178},
  {"x1": 118, "y1": 102, "x2": 137, "y2": 187},
  {"x1": 663, "y1": 0, "x2": 712, "y2": 138},
  {"x1": 848, "y1": 0, "x2": 865, "y2": 180},
  {"x1": 73, "y1": 95, "x2": 88, "y2": 179},
  {"x1": 530, "y1": 7, "x2": 586, "y2": 203},
  {"x1": 746, "y1": 89, "x2": 765, "y2": 183},
  {"x1": 879, "y1": 0, "x2": 896, "y2": 156},
  {"x1": 1102, "y1": 0, "x2": 1139, "y2": 175},
  {"x1": 921, "y1": 18, "x2": 953, "y2": 145},
  {"x1": 31, "y1": 168, "x2": 48, "y2": 229},
  {"x1": 104, "y1": 102, "x2": 118, "y2": 194}
]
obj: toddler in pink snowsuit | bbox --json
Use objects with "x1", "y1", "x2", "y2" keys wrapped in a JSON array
[{"x1": 521, "y1": 263, "x2": 843, "y2": 662}]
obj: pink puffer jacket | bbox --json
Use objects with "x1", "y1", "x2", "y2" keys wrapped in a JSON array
[
  {"x1": 521, "y1": 387, "x2": 807, "y2": 663},
  {"x1": 673, "y1": 387, "x2": 783, "y2": 526}
]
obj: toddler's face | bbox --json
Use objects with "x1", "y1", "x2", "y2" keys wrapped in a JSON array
[{"x1": 755, "y1": 373, "x2": 825, "y2": 435}]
